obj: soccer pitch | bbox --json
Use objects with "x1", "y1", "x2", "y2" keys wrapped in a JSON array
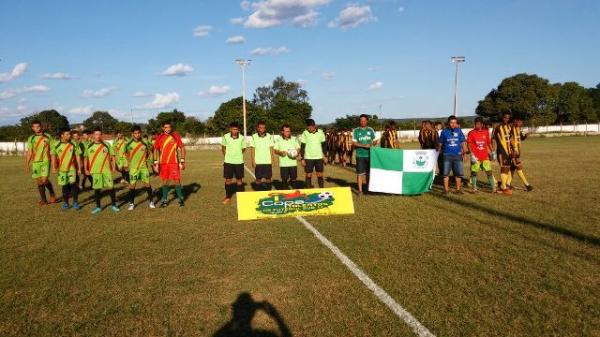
[{"x1": 1, "y1": 136, "x2": 599, "y2": 337}]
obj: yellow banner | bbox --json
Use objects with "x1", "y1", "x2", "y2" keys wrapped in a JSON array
[{"x1": 236, "y1": 187, "x2": 355, "y2": 221}]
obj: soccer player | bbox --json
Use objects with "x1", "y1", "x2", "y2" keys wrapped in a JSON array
[
  {"x1": 492, "y1": 112, "x2": 514, "y2": 195},
  {"x1": 274, "y1": 124, "x2": 300, "y2": 189},
  {"x1": 250, "y1": 121, "x2": 275, "y2": 190},
  {"x1": 352, "y1": 114, "x2": 377, "y2": 195},
  {"x1": 418, "y1": 120, "x2": 438, "y2": 150},
  {"x1": 79, "y1": 130, "x2": 93, "y2": 189},
  {"x1": 112, "y1": 130, "x2": 129, "y2": 184},
  {"x1": 467, "y1": 117, "x2": 497, "y2": 193},
  {"x1": 51, "y1": 128, "x2": 82, "y2": 210},
  {"x1": 221, "y1": 122, "x2": 246, "y2": 204},
  {"x1": 25, "y1": 120, "x2": 57, "y2": 206},
  {"x1": 509, "y1": 117, "x2": 533, "y2": 191},
  {"x1": 84, "y1": 128, "x2": 120, "y2": 214},
  {"x1": 124, "y1": 125, "x2": 156, "y2": 210},
  {"x1": 380, "y1": 121, "x2": 400, "y2": 149},
  {"x1": 153, "y1": 121, "x2": 186, "y2": 208},
  {"x1": 300, "y1": 119, "x2": 327, "y2": 188},
  {"x1": 437, "y1": 115, "x2": 468, "y2": 194}
]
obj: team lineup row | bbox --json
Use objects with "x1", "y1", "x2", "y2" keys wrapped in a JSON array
[{"x1": 25, "y1": 112, "x2": 532, "y2": 213}]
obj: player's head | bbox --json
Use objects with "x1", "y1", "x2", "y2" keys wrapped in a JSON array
[
  {"x1": 256, "y1": 120, "x2": 266, "y2": 135},
  {"x1": 71, "y1": 130, "x2": 80, "y2": 141},
  {"x1": 59, "y1": 128, "x2": 71, "y2": 142},
  {"x1": 161, "y1": 121, "x2": 172, "y2": 135},
  {"x1": 434, "y1": 121, "x2": 443, "y2": 130},
  {"x1": 501, "y1": 112, "x2": 512, "y2": 124},
  {"x1": 142, "y1": 134, "x2": 148, "y2": 140},
  {"x1": 512, "y1": 116, "x2": 523, "y2": 127},
  {"x1": 131, "y1": 125, "x2": 142, "y2": 140},
  {"x1": 359, "y1": 114, "x2": 369, "y2": 127},
  {"x1": 423, "y1": 120, "x2": 432, "y2": 129},
  {"x1": 116, "y1": 130, "x2": 123, "y2": 138},
  {"x1": 92, "y1": 127, "x2": 102, "y2": 142},
  {"x1": 474, "y1": 117, "x2": 484, "y2": 130},
  {"x1": 31, "y1": 120, "x2": 42, "y2": 134},
  {"x1": 306, "y1": 118, "x2": 316, "y2": 132},
  {"x1": 229, "y1": 122, "x2": 240, "y2": 136},
  {"x1": 82, "y1": 130, "x2": 91, "y2": 140},
  {"x1": 447, "y1": 115, "x2": 459, "y2": 129},
  {"x1": 281, "y1": 124, "x2": 291, "y2": 138},
  {"x1": 388, "y1": 121, "x2": 397, "y2": 130}
]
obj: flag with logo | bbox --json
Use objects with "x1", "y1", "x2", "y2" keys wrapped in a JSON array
[{"x1": 369, "y1": 147, "x2": 438, "y2": 195}]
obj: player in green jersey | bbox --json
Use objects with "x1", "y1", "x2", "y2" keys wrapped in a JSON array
[
  {"x1": 250, "y1": 121, "x2": 275, "y2": 190},
  {"x1": 124, "y1": 125, "x2": 156, "y2": 210},
  {"x1": 112, "y1": 130, "x2": 129, "y2": 184},
  {"x1": 79, "y1": 130, "x2": 93, "y2": 189},
  {"x1": 84, "y1": 128, "x2": 120, "y2": 214},
  {"x1": 25, "y1": 120, "x2": 57, "y2": 206},
  {"x1": 51, "y1": 128, "x2": 82, "y2": 210},
  {"x1": 274, "y1": 124, "x2": 300, "y2": 189},
  {"x1": 300, "y1": 119, "x2": 328, "y2": 188},
  {"x1": 352, "y1": 114, "x2": 378, "y2": 195},
  {"x1": 221, "y1": 122, "x2": 246, "y2": 204}
]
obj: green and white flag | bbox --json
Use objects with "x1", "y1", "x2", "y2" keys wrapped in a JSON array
[{"x1": 369, "y1": 148, "x2": 438, "y2": 195}]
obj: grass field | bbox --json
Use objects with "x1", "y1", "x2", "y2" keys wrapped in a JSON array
[{"x1": 1, "y1": 136, "x2": 599, "y2": 337}]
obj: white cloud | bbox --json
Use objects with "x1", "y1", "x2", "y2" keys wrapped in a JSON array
[
  {"x1": 243, "y1": 0, "x2": 331, "y2": 28},
  {"x1": 367, "y1": 66, "x2": 380, "y2": 72},
  {"x1": 199, "y1": 85, "x2": 231, "y2": 97},
  {"x1": 193, "y1": 25, "x2": 212, "y2": 37},
  {"x1": 161, "y1": 63, "x2": 194, "y2": 76},
  {"x1": 42, "y1": 72, "x2": 72, "y2": 80},
  {"x1": 329, "y1": 4, "x2": 377, "y2": 29},
  {"x1": 69, "y1": 105, "x2": 93, "y2": 115},
  {"x1": 240, "y1": 0, "x2": 251, "y2": 11},
  {"x1": 250, "y1": 46, "x2": 290, "y2": 56},
  {"x1": 230, "y1": 17, "x2": 245, "y2": 25},
  {"x1": 144, "y1": 92, "x2": 180, "y2": 109},
  {"x1": 133, "y1": 91, "x2": 153, "y2": 97},
  {"x1": 0, "y1": 85, "x2": 50, "y2": 100},
  {"x1": 369, "y1": 81, "x2": 383, "y2": 90},
  {"x1": 321, "y1": 71, "x2": 335, "y2": 80},
  {"x1": 226, "y1": 35, "x2": 246, "y2": 44},
  {"x1": 81, "y1": 87, "x2": 115, "y2": 98},
  {"x1": 0, "y1": 63, "x2": 28, "y2": 83}
]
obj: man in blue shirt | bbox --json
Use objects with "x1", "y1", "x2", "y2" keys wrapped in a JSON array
[{"x1": 437, "y1": 115, "x2": 468, "y2": 194}]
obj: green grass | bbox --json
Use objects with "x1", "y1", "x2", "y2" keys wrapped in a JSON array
[{"x1": 1, "y1": 136, "x2": 599, "y2": 337}]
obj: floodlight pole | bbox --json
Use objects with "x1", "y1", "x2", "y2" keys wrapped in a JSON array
[
  {"x1": 451, "y1": 56, "x2": 465, "y2": 116},
  {"x1": 235, "y1": 59, "x2": 251, "y2": 139}
]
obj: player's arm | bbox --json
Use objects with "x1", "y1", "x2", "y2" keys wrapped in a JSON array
[
  {"x1": 25, "y1": 141, "x2": 33, "y2": 172},
  {"x1": 84, "y1": 156, "x2": 90, "y2": 175},
  {"x1": 221, "y1": 145, "x2": 226, "y2": 156},
  {"x1": 250, "y1": 146, "x2": 256, "y2": 167},
  {"x1": 321, "y1": 141, "x2": 328, "y2": 164},
  {"x1": 178, "y1": 144, "x2": 186, "y2": 170},
  {"x1": 270, "y1": 146, "x2": 275, "y2": 164},
  {"x1": 51, "y1": 152, "x2": 58, "y2": 173},
  {"x1": 75, "y1": 153, "x2": 82, "y2": 175}
]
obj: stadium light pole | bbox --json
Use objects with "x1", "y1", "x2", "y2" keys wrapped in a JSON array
[
  {"x1": 235, "y1": 59, "x2": 251, "y2": 139},
  {"x1": 451, "y1": 56, "x2": 465, "y2": 116}
]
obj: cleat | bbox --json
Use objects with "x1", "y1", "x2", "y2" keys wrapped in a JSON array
[
  {"x1": 91, "y1": 207, "x2": 102, "y2": 215},
  {"x1": 149, "y1": 201, "x2": 156, "y2": 209},
  {"x1": 178, "y1": 200, "x2": 185, "y2": 208},
  {"x1": 61, "y1": 202, "x2": 70, "y2": 210},
  {"x1": 128, "y1": 203, "x2": 135, "y2": 211},
  {"x1": 111, "y1": 205, "x2": 120, "y2": 212},
  {"x1": 502, "y1": 189, "x2": 513, "y2": 196},
  {"x1": 73, "y1": 202, "x2": 80, "y2": 211},
  {"x1": 526, "y1": 185, "x2": 534, "y2": 192},
  {"x1": 454, "y1": 189, "x2": 464, "y2": 195},
  {"x1": 37, "y1": 200, "x2": 48, "y2": 207},
  {"x1": 471, "y1": 188, "x2": 479, "y2": 193},
  {"x1": 222, "y1": 197, "x2": 231, "y2": 204},
  {"x1": 160, "y1": 200, "x2": 168, "y2": 208},
  {"x1": 48, "y1": 195, "x2": 57, "y2": 204}
]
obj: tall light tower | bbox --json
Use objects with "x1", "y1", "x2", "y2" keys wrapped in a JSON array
[
  {"x1": 235, "y1": 59, "x2": 251, "y2": 139},
  {"x1": 451, "y1": 56, "x2": 465, "y2": 116}
]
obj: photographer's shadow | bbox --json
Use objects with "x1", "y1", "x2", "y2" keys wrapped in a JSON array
[{"x1": 213, "y1": 292, "x2": 292, "y2": 337}]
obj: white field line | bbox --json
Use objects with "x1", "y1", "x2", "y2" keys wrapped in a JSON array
[{"x1": 242, "y1": 165, "x2": 435, "y2": 337}]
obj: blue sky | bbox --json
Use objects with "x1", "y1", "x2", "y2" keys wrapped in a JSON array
[{"x1": 1, "y1": 0, "x2": 599, "y2": 125}]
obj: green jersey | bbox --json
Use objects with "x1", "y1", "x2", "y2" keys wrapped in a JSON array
[
  {"x1": 221, "y1": 133, "x2": 246, "y2": 164},
  {"x1": 124, "y1": 139, "x2": 152, "y2": 171},
  {"x1": 250, "y1": 133, "x2": 274, "y2": 165},
  {"x1": 112, "y1": 137, "x2": 127, "y2": 159},
  {"x1": 27, "y1": 133, "x2": 53, "y2": 162},
  {"x1": 85, "y1": 141, "x2": 113, "y2": 174},
  {"x1": 300, "y1": 129, "x2": 326, "y2": 160},
  {"x1": 275, "y1": 136, "x2": 300, "y2": 167},
  {"x1": 52, "y1": 141, "x2": 81, "y2": 172},
  {"x1": 352, "y1": 127, "x2": 376, "y2": 158}
]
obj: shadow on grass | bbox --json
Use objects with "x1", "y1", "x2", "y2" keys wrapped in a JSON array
[
  {"x1": 429, "y1": 191, "x2": 600, "y2": 247},
  {"x1": 213, "y1": 292, "x2": 292, "y2": 337}
]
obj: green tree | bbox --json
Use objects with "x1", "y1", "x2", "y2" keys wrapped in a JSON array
[
  {"x1": 20, "y1": 109, "x2": 70, "y2": 137},
  {"x1": 253, "y1": 76, "x2": 308, "y2": 110},
  {"x1": 588, "y1": 83, "x2": 600, "y2": 122},
  {"x1": 147, "y1": 109, "x2": 186, "y2": 134},
  {"x1": 207, "y1": 97, "x2": 266, "y2": 135},
  {"x1": 182, "y1": 116, "x2": 205, "y2": 136},
  {"x1": 476, "y1": 73, "x2": 557, "y2": 125},
  {"x1": 556, "y1": 82, "x2": 597, "y2": 123},
  {"x1": 333, "y1": 114, "x2": 382, "y2": 130},
  {"x1": 83, "y1": 111, "x2": 118, "y2": 132}
]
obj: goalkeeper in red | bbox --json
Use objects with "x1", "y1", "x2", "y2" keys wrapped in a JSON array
[
  {"x1": 51, "y1": 128, "x2": 82, "y2": 210},
  {"x1": 153, "y1": 121, "x2": 186, "y2": 208},
  {"x1": 466, "y1": 117, "x2": 497, "y2": 193},
  {"x1": 124, "y1": 125, "x2": 156, "y2": 210}
]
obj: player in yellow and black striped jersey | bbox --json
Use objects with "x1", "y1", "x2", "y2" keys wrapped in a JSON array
[
  {"x1": 508, "y1": 117, "x2": 533, "y2": 192},
  {"x1": 380, "y1": 121, "x2": 400, "y2": 149},
  {"x1": 493, "y1": 112, "x2": 514, "y2": 195}
]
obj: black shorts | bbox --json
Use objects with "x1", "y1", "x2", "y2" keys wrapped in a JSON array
[
  {"x1": 304, "y1": 159, "x2": 324, "y2": 173},
  {"x1": 280, "y1": 166, "x2": 298, "y2": 181},
  {"x1": 497, "y1": 150, "x2": 511, "y2": 167},
  {"x1": 255, "y1": 164, "x2": 273, "y2": 180},
  {"x1": 356, "y1": 156, "x2": 370, "y2": 175},
  {"x1": 224, "y1": 163, "x2": 244, "y2": 179}
]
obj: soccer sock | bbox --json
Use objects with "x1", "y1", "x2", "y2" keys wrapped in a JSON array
[
  {"x1": 161, "y1": 185, "x2": 169, "y2": 201},
  {"x1": 516, "y1": 169, "x2": 529, "y2": 186},
  {"x1": 62, "y1": 185, "x2": 70, "y2": 203},
  {"x1": 317, "y1": 177, "x2": 324, "y2": 188},
  {"x1": 129, "y1": 189, "x2": 136, "y2": 204},
  {"x1": 305, "y1": 176, "x2": 312, "y2": 187},
  {"x1": 94, "y1": 189, "x2": 101, "y2": 208},
  {"x1": 500, "y1": 173, "x2": 508, "y2": 190},
  {"x1": 290, "y1": 180, "x2": 297, "y2": 189},
  {"x1": 146, "y1": 187, "x2": 153, "y2": 201},
  {"x1": 71, "y1": 184, "x2": 79, "y2": 203},
  {"x1": 507, "y1": 171, "x2": 513, "y2": 186},
  {"x1": 225, "y1": 183, "x2": 234, "y2": 198},
  {"x1": 237, "y1": 184, "x2": 244, "y2": 192},
  {"x1": 38, "y1": 185, "x2": 47, "y2": 203},
  {"x1": 471, "y1": 175, "x2": 478, "y2": 189},
  {"x1": 487, "y1": 173, "x2": 496, "y2": 189},
  {"x1": 175, "y1": 185, "x2": 184, "y2": 201},
  {"x1": 45, "y1": 181, "x2": 55, "y2": 196},
  {"x1": 109, "y1": 189, "x2": 117, "y2": 206}
]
